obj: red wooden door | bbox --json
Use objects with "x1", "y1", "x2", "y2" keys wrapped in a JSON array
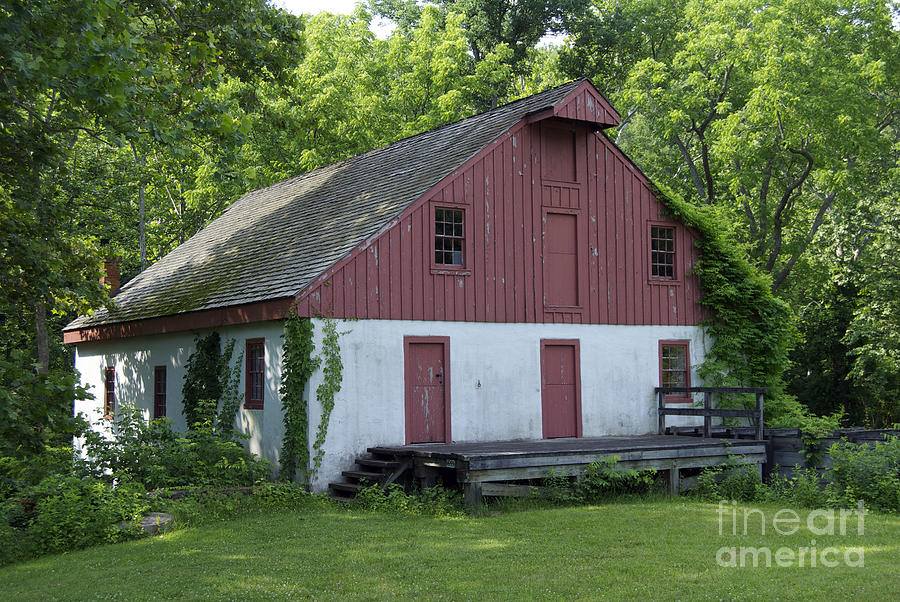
[
  {"x1": 541, "y1": 340, "x2": 582, "y2": 439},
  {"x1": 405, "y1": 337, "x2": 451, "y2": 444},
  {"x1": 544, "y1": 212, "x2": 579, "y2": 307}
]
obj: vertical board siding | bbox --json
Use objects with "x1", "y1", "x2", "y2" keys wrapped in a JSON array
[{"x1": 300, "y1": 119, "x2": 703, "y2": 326}]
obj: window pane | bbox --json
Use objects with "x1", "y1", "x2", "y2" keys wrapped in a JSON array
[{"x1": 434, "y1": 208, "x2": 464, "y2": 266}]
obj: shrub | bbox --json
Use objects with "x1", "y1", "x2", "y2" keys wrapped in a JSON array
[
  {"x1": 573, "y1": 458, "x2": 657, "y2": 501},
  {"x1": 83, "y1": 405, "x2": 272, "y2": 490},
  {"x1": 763, "y1": 467, "x2": 827, "y2": 508},
  {"x1": 826, "y1": 436, "x2": 900, "y2": 512},
  {"x1": 0, "y1": 446, "x2": 91, "y2": 501},
  {"x1": 2, "y1": 475, "x2": 149, "y2": 564},
  {"x1": 695, "y1": 463, "x2": 763, "y2": 503},
  {"x1": 354, "y1": 483, "x2": 463, "y2": 517}
]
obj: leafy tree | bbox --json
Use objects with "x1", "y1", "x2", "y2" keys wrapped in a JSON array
[
  {"x1": 372, "y1": 0, "x2": 587, "y2": 105},
  {"x1": 0, "y1": 0, "x2": 302, "y2": 457},
  {"x1": 568, "y1": 0, "x2": 897, "y2": 292}
]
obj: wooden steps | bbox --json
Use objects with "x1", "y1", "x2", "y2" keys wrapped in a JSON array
[{"x1": 327, "y1": 451, "x2": 411, "y2": 502}]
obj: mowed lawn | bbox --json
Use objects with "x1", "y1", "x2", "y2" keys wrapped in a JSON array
[{"x1": 1, "y1": 498, "x2": 898, "y2": 601}]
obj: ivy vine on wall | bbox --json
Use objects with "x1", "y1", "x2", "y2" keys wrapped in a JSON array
[
  {"x1": 278, "y1": 313, "x2": 318, "y2": 483},
  {"x1": 652, "y1": 183, "x2": 806, "y2": 424},
  {"x1": 278, "y1": 313, "x2": 345, "y2": 485},
  {"x1": 310, "y1": 318, "x2": 344, "y2": 479},
  {"x1": 181, "y1": 332, "x2": 243, "y2": 436}
]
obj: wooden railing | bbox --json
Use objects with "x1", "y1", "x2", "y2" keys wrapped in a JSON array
[{"x1": 655, "y1": 387, "x2": 766, "y2": 440}]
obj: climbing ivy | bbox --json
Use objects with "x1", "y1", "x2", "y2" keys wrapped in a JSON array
[
  {"x1": 651, "y1": 183, "x2": 803, "y2": 424},
  {"x1": 181, "y1": 332, "x2": 243, "y2": 437},
  {"x1": 182, "y1": 332, "x2": 224, "y2": 427},
  {"x1": 310, "y1": 318, "x2": 344, "y2": 480},
  {"x1": 278, "y1": 313, "x2": 318, "y2": 483},
  {"x1": 216, "y1": 341, "x2": 245, "y2": 440}
]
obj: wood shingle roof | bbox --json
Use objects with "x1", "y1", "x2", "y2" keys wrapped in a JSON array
[{"x1": 66, "y1": 80, "x2": 610, "y2": 331}]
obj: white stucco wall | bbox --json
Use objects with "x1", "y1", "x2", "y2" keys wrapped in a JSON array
[
  {"x1": 305, "y1": 318, "x2": 709, "y2": 491},
  {"x1": 73, "y1": 321, "x2": 286, "y2": 465},
  {"x1": 74, "y1": 318, "x2": 708, "y2": 491}
]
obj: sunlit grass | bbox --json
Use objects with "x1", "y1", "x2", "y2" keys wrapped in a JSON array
[{"x1": 1, "y1": 498, "x2": 898, "y2": 600}]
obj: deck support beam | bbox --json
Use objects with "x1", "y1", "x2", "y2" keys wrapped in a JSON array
[
  {"x1": 463, "y1": 482, "x2": 483, "y2": 508},
  {"x1": 668, "y1": 467, "x2": 681, "y2": 495}
]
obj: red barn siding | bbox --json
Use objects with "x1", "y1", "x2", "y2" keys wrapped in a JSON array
[{"x1": 296, "y1": 118, "x2": 703, "y2": 326}]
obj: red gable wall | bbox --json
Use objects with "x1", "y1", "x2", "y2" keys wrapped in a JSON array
[{"x1": 296, "y1": 118, "x2": 703, "y2": 326}]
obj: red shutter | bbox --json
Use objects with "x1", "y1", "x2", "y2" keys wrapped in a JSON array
[
  {"x1": 104, "y1": 367, "x2": 115, "y2": 419},
  {"x1": 244, "y1": 339, "x2": 265, "y2": 409},
  {"x1": 153, "y1": 366, "x2": 167, "y2": 419}
]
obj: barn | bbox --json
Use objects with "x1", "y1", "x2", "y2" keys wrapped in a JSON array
[{"x1": 64, "y1": 80, "x2": 742, "y2": 493}]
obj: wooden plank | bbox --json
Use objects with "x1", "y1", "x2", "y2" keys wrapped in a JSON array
[
  {"x1": 481, "y1": 483, "x2": 541, "y2": 497},
  {"x1": 660, "y1": 408, "x2": 758, "y2": 418},
  {"x1": 656, "y1": 386, "x2": 768, "y2": 394},
  {"x1": 614, "y1": 157, "x2": 626, "y2": 324},
  {"x1": 467, "y1": 444, "x2": 767, "y2": 470},
  {"x1": 474, "y1": 159, "x2": 486, "y2": 322},
  {"x1": 624, "y1": 169, "x2": 635, "y2": 325},
  {"x1": 523, "y1": 125, "x2": 536, "y2": 321},
  {"x1": 512, "y1": 131, "x2": 525, "y2": 322},
  {"x1": 499, "y1": 139, "x2": 512, "y2": 321},
  {"x1": 465, "y1": 454, "x2": 765, "y2": 483},
  {"x1": 377, "y1": 238, "x2": 389, "y2": 319},
  {"x1": 422, "y1": 207, "x2": 435, "y2": 321}
]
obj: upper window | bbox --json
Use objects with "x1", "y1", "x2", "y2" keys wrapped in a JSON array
[
  {"x1": 651, "y1": 226, "x2": 676, "y2": 279},
  {"x1": 434, "y1": 208, "x2": 464, "y2": 266},
  {"x1": 153, "y1": 366, "x2": 167, "y2": 419},
  {"x1": 659, "y1": 341, "x2": 690, "y2": 402},
  {"x1": 104, "y1": 367, "x2": 115, "y2": 419},
  {"x1": 245, "y1": 339, "x2": 265, "y2": 410}
]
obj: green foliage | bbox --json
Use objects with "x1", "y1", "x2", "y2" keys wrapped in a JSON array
[
  {"x1": 0, "y1": 445, "x2": 90, "y2": 502},
  {"x1": 182, "y1": 332, "x2": 223, "y2": 427},
  {"x1": 279, "y1": 314, "x2": 318, "y2": 483},
  {"x1": 763, "y1": 467, "x2": 828, "y2": 509},
  {"x1": 696, "y1": 438, "x2": 900, "y2": 512},
  {"x1": 652, "y1": 185, "x2": 802, "y2": 422},
  {"x1": 217, "y1": 342, "x2": 245, "y2": 440},
  {"x1": 181, "y1": 332, "x2": 244, "y2": 435},
  {"x1": 826, "y1": 437, "x2": 900, "y2": 512},
  {"x1": 1, "y1": 475, "x2": 149, "y2": 565},
  {"x1": 0, "y1": 349, "x2": 91, "y2": 457},
  {"x1": 573, "y1": 457, "x2": 657, "y2": 501},
  {"x1": 310, "y1": 319, "x2": 344, "y2": 481},
  {"x1": 843, "y1": 198, "x2": 900, "y2": 427},
  {"x1": 540, "y1": 458, "x2": 658, "y2": 504},
  {"x1": 696, "y1": 463, "x2": 763, "y2": 503},
  {"x1": 354, "y1": 483, "x2": 464, "y2": 517},
  {"x1": 82, "y1": 404, "x2": 271, "y2": 490}
]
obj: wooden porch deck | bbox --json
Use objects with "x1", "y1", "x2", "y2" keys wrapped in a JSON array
[{"x1": 368, "y1": 435, "x2": 767, "y2": 505}]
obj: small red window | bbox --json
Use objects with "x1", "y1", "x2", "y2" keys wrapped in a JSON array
[
  {"x1": 153, "y1": 366, "x2": 167, "y2": 419},
  {"x1": 104, "y1": 367, "x2": 116, "y2": 419},
  {"x1": 659, "y1": 341, "x2": 691, "y2": 402},
  {"x1": 245, "y1": 339, "x2": 265, "y2": 410},
  {"x1": 434, "y1": 208, "x2": 464, "y2": 266},
  {"x1": 651, "y1": 226, "x2": 676, "y2": 279}
]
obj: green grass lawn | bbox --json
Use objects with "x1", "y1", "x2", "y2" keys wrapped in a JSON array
[{"x1": 1, "y1": 497, "x2": 898, "y2": 600}]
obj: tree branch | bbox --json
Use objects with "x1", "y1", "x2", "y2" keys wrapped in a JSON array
[{"x1": 672, "y1": 134, "x2": 707, "y2": 202}]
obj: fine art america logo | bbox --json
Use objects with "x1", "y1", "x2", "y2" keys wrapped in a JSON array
[{"x1": 715, "y1": 500, "x2": 866, "y2": 568}]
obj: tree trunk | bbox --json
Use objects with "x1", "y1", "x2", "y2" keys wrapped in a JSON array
[
  {"x1": 35, "y1": 299, "x2": 49, "y2": 375},
  {"x1": 131, "y1": 142, "x2": 147, "y2": 271}
]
